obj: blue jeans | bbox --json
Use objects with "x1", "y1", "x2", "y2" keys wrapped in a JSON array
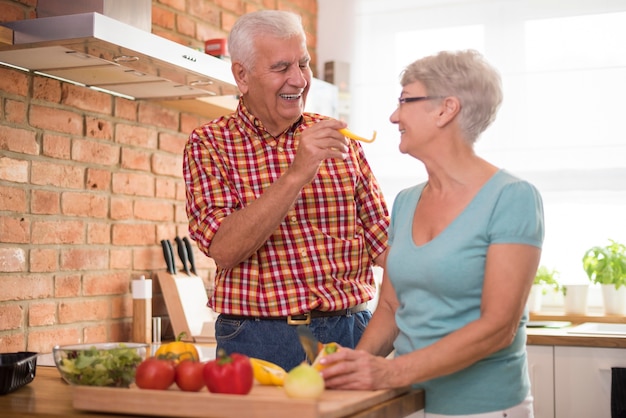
[{"x1": 215, "y1": 310, "x2": 372, "y2": 371}]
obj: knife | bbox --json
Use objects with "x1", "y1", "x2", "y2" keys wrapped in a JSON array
[
  {"x1": 182, "y1": 237, "x2": 197, "y2": 275},
  {"x1": 296, "y1": 325, "x2": 322, "y2": 364},
  {"x1": 164, "y1": 239, "x2": 177, "y2": 274},
  {"x1": 160, "y1": 239, "x2": 175, "y2": 275},
  {"x1": 174, "y1": 236, "x2": 191, "y2": 275}
]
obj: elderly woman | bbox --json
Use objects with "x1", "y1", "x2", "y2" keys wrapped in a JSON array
[{"x1": 320, "y1": 50, "x2": 544, "y2": 418}]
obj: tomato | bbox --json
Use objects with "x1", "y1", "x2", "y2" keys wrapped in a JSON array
[
  {"x1": 175, "y1": 360, "x2": 205, "y2": 392},
  {"x1": 135, "y1": 358, "x2": 176, "y2": 390},
  {"x1": 203, "y1": 349, "x2": 253, "y2": 395}
]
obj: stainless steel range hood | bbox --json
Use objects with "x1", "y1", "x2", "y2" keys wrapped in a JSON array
[{"x1": 0, "y1": 12, "x2": 239, "y2": 102}]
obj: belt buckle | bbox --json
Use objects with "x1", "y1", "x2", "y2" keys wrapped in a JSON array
[{"x1": 287, "y1": 312, "x2": 311, "y2": 325}]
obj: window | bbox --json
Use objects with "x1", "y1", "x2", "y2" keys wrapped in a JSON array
[{"x1": 350, "y1": 0, "x2": 626, "y2": 307}]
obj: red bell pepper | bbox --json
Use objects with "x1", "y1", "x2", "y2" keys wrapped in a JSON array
[{"x1": 203, "y1": 349, "x2": 254, "y2": 395}]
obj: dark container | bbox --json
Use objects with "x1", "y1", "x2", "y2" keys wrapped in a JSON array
[{"x1": 0, "y1": 352, "x2": 38, "y2": 395}]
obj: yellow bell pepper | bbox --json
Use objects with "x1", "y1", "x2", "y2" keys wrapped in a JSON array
[
  {"x1": 154, "y1": 332, "x2": 199, "y2": 364},
  {"x1": 312, "y1": 342, "x2": 340, "y2": 371},
  {"x1": 338, "y1": 128, "x2": 377, "y2": 143},
  {"x1": 249, "y1": 358, "x2": 287, "y2": 386}
]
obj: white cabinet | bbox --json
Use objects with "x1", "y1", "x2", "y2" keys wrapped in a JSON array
[
  {"x1": 527, "y1": 345, "x2": 626, "y2": 418},
  {"x1": 554, "y1": 346, "x2": 626, "y2": 418},
  {"x1": 527, "y1": 345, "x2": 555, "y2": 418}
]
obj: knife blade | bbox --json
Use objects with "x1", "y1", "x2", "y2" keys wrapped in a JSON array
[
  {"x1": 174, "y1": 236, "x2": 191, "y2": 275},
  {"x1": 164, "y1": 239, "x2": 177, "y2": 274},
  {"x1": 160, "y1": 239, "x2": 175, "y2": 275},
  {"x1": 296, "y1": 325, "x2": 321, "y2": 364},
  {"x1": 182, "y1": 237, "x2": 197, "y2": 275}
]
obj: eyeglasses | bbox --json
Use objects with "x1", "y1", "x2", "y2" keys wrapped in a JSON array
[{"x1": 397, "y1": 96, "x2": 442, "y2": 107}]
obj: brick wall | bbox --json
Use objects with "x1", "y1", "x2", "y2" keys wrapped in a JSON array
[{"x1": 0, "y1": 0, "x2": 318, "y2": 353}]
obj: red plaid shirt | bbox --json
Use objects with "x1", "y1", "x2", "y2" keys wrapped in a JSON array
[{"x1": 184, "y1": 100, "x2": 389, "y2": 317}]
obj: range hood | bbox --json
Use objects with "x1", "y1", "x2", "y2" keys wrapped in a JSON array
[{"x1": 0, "y1": 12, "x2": 239, "y2": 102}]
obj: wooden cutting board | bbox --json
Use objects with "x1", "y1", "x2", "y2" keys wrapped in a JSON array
[{"x1": 72, "y1": 384, "x2": 414, "y2": 418}]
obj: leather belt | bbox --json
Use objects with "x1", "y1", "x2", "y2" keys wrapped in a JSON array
[{"x1": 220, "y1": 303, "x2": 368, "y2": 325}]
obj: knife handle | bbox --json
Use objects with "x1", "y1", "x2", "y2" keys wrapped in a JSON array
[
  {"x1": 164, "y1": 239, "x2": 177, "y2": 274},
  {"x1": 182, "y1": 237, "x2": 197, "y2": 275},
  {"x1": 160, "y1": 240, "x2": 175, "y2": 275},
  {"x1": 175, "y1": 236, "x2": 191, "y2": 275}
]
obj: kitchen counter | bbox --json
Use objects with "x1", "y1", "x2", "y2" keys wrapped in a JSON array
[
  {"x1": 526, "y1": 325, "x2": 626, "y2": 348},
  {"x1": 0, "y1": 367, "x2": 425, "y2": 418}
]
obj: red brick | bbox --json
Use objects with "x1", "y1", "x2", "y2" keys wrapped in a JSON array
[
  {"x1": 30, "y1": 248, "x2": 59, "y2": 273},
  {"x1": 112, "y1": 172, "x2": 154, "y2": 197},
  {"x1": 42, "y1": 133, "x2": 71, "y2": 159},
  {"x1": 28, "y1": 328, "x2": 81, "y2": 353},
  {"x1": 87, "y1": 222, "x2": 111, "y2": 244},
  {"x1": 213, "y1": 0, "x2": 245, "y2": 14},
  {"x1": 0, "y1": 156, "x2": 29, "y2": 183},
  {"x1": 152, "y1": 152, "x2": 182, "y2": 177},
  {"x1": 5, "y1": 99, "x2": 27, "y2": 124},
  {"x1": 83, "y1": 272, "x2": 130, "y2": 296},
  {"x1": 0, "y1": 304, "x2": 24, "y2": 330},
  {"x1": 31, "y1": 189, "x2": 60, "y2": 215},
  {"x1": 86, "y1": 117, "x2": 114, "y2": 140},
  {"x1": 31, "y1": 220, "x2": 84, "y2": 245},
  {"x1": 84, "y1": 325, "x2": 108, "y2": 343},
  {"x1": 60, "y1": 248, "x2": 109, "y2": 271},
  {"x1": 0, "y1": 67, "x2": 29, "y2": 96},
  {"x1": 115, "y1": 124, "x2": 158, "y2": 148},
  {"x1": 108, "y1": 321, "x2": 132, "y2": 342},
  {"x1": 29, "y1": 302, "x2": 56, "y2": 326},
  {"x1": 188, "y1": 1, "x2": 221, "y2": 27},
  {"x1": 59, "y1": 299, "x2": 110, "y2": 323},
  {"x1": 0, "y1": 334, "x2": 26, "y2": 352},
  {"x1": 174, "y1": 202, "x2": 187, "y2": 223},
  {"x1": 155, "y1": 224, "x2": 177, "y2": 245},
  {"x1": 114, "y1": 97, "x2": 138, "y2": 121},
  {"x1": 62, "y1": 83, "x2": 113, "y2": 114},
  {"x1": 220, "y1": 12, "x2": 239, "y2": 32},
  {"x1": 32, "y1": 75, "x2": 62, "y2": 103},
  {"x1": 176, "y1": 14, "x2": 196, "y2": 38},
  {"x1": 0, "y1": 185, "x2": 27, "y2": 212},
  {"x1": 111, "y1": 295, "x2": 132, "y2": 319},
  {"x1": 112, "y1": 223, "x2": 155, "y2": 246},
  {"x1": 134, "y1": 246, "x2": 169, "y2": 271},
  {"x1": 155, "y1": 177, "x2": 177, "y2": 199},
  {"x1": 195, "y1": 24, "x2": 228, "y2": 45},
  {"x1": 121, "y1": 147, "x2": 151, "y2": 171},
  {"x1": 138, "y1": 102, "x2": 179, "y2": 130},
  {"x1": 110, "y1": 248, "x2": 132, "y2": 270},
  {"x1": 61, "y1": 192, "x2": 108, "y2": 218},
  {"x1": 153, "y1": 5, "x2": 176, "y2": 30},
  {"x1": 31, "y1": 161, "x2": 84, "y2": 189},
  {"x1": 29, "y1": 105, "x2": 83, "y2": 135},
  {"x1": 72, "y1": 139, "x2": 120, "y2": 166},
  {"x1": 54, "y1": 274, "x2": 81, "y2": 298},
  {"x1": 0, "y1": 216, "x2": 29, "y2": 244},
  {"x1": 159, "y1": 132, "x2": 188, "y2": 154},
  {"x1": 86, "y1": 168, "x2": 111, "y2": 191},
  {"x1": 180, "y1": 113, "x2": 203, "y2": 137},
  {"x1": 134, "y1": 200, "x2": 173, "y2": 222},
  {"x1": 111, "y1": 197, "x2": 133, "y2": 220},
  {"x1": 158, "y1": 0, "x2": 186, "y2": 12},
  {"x1": 0, "y1": 275, "x2": 54, "y2": 301}
]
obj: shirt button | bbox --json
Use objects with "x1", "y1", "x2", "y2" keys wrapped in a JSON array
[
  {"x1": 290, "y1": 216, "x2": 297, "y2": 224},
  {"x1": 277, "y1": 146, "x2": 284, "y2": 152},
  {"x1": 300, "y1": 249, "x2": 307, "y2": 257}
]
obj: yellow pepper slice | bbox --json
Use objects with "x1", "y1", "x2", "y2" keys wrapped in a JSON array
[
  {"x1": 312, "y1": 342, "x2": 340, "y2": 371},
  {"x1": 250, "y1": 358, "x2": 287, "y2": 386},
  {"x1": 339, "y1": 128, "x2": 377, "y2": 143}
]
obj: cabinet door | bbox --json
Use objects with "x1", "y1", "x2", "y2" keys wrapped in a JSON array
[
  {"x1": 555, "y1": 346, "x2": 626, "y2": 418},
  {"x1": 527, "y1": 345, "x2": 555, "y2": 418}
]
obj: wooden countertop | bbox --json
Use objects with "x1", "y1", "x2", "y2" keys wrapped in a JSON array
[
  {"x1": 0, "y1": 367, "x2": 424, "y2": 418},
  {"x1": 527, "y1": 312, "x2": 626, "y2": 348}
]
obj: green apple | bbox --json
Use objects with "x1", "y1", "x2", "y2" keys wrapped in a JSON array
[{"x1": 283, "y1": 363, "x2": 325, "y2": 399}]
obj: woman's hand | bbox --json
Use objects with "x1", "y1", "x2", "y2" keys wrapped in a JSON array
[{"x1": 319, "y1": 348, "x2": 402, "y2": 390}]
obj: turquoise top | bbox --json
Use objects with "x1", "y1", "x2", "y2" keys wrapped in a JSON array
[{"x1": 387, "y1": 170, "x2": 544, "y2": 415}]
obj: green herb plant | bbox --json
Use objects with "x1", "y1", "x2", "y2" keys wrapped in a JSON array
[
  {"x1": 582, "y1": 239, "x2": 626, "y2": 290},
  {"x1": 534, "y1": 265, "x2": 561, "y2": 295},
  {"x1": 57, "y1": 344, "x2": 144, "y2": 387}
]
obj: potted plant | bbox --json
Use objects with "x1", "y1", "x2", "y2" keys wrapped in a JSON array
[
  {"x1": 528, "y1": 266, "x2": 561, "y2": 313},
  {"x1": 582, "y1": 239, "x2": 626, "y2": 315}
]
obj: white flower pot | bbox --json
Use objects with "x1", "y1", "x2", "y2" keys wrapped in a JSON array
[
  {"x1": 601, "y1": 284, "x2": 626, "y2": 315},
  {"x1": 527, "y1": 284, "x2": 543, "y2": 313},
  {"x1": 563, "y1": 284, "x2": 589, "y2": 315}
]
